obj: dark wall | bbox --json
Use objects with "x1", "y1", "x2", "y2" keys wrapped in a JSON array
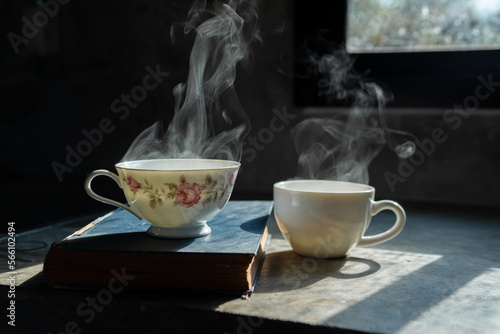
[
  {"x1": 1, "y1": 0, "x2": 294, "y2": 229},
  {"x1": 2, "y1": 0, "x2": 499, "y2": 231}
]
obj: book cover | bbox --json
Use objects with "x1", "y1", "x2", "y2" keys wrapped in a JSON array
[{"x1": 43, "y1": 201, "x2": 273, "y2": 294}]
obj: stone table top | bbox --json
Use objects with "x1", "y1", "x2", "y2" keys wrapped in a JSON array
[{"x1": 1, "y1": 202, "x2": 499, "y2": 333}]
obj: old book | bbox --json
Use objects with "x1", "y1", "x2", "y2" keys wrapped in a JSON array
[{"x1": 43, "y1": 201, "x2": 272, "y2": 295}]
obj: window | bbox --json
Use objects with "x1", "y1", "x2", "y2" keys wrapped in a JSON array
[{"x1": 347, "y1": 0, "x2": 500, "y2": 53}]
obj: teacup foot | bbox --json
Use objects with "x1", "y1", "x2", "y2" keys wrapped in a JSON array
[{"x1": 146, "y1": 224, "x2": 211, "y2": 239}]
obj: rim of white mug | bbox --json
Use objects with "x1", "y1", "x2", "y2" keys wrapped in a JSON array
[
  {"x1": 274, "y1": 179, "x2": 374, "y2": 193},
  {"x1": 115, "y1": 158, "x2": 241, "y2": 171}
]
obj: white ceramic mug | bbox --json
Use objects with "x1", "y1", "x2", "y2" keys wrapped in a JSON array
[
  {"x1": 85, "y1": 159, "x2": 240, "y2": 238},
  {"x1": 273, "y1": 180, "x2": 406, "y2": 258}
]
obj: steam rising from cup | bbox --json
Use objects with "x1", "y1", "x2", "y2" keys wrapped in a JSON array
[
  {"x1": 293, "y1": 49, "x2": 416, "y2": 184},
  {"x1": 122, "y1": 0, "x2": 260, "y2": 163}
]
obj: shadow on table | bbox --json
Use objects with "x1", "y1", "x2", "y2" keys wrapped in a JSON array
[
  {"x1": 323, "y1": 209, "x2": 500, "y2": 332},
  {"x1": 257, "y1": 250, "x2": 381, "y2": 292}
]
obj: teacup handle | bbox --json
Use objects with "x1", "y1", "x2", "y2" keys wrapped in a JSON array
[
  {"x1": 357, "y1": 200, "x2": 406, "y2": 247},
  {"x1": 84, "y1": 169, "x2": 142, "y2": 219}
]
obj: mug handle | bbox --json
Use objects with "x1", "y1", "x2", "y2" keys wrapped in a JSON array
[
  {"x1": 357, "y1": 200, "x2": 406, "y2": 247},
  {"x1": 84, "y1": 169, "x2": 142, "y2": 219}
]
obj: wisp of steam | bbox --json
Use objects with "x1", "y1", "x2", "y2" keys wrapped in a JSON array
[
  {"x1": 122, "y1": 0, "x2": 259, "y2": 163},
  {"x1": 292, "y1": 49, "x2": 416, "y2": 184}
]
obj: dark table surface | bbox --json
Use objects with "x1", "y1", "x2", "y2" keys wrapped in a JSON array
[{"x1": 1, "y1": 202, "x2": 500, "y2": 333}]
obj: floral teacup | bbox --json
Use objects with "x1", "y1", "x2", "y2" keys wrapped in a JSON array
[{"x1": 85, "y1": 159, "x2": 240, "y2": 238}]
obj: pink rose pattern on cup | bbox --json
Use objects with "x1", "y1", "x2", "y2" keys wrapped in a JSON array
[
  {"x1": 174, "y1": 182, "x2": 201, "y2": 208},
  {"x1": 126, "y1": 175, "x2": 140, "y2": 192},
  {"x1": 123, "y1": 173, "x2": 234, "y2": 209}
]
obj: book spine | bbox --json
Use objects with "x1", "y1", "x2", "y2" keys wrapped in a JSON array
[
  {"x1": 43, "y1": 247, "x2": 253, "y2": 291},
  {"x1": 42, "y1": 242, "x2": 58, "y2": 287}
]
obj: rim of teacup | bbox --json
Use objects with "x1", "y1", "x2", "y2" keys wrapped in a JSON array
[
  {"x1": 115, "y1": 158, "x2": 241, "y2": 171},
  {"x1": 274, "y1": 179, "x2": 374, "y2": 193}
]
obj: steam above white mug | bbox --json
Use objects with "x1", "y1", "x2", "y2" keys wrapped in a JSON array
[{"x1": 273, "y1": 180, "x2": 406, "y2": 258}]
